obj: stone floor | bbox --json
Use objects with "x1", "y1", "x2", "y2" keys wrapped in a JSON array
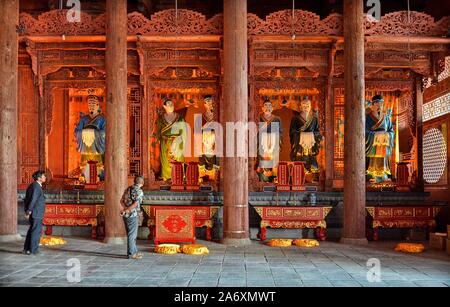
[{"x1": 0, "y1": 237, "x2": 449, "y2": 287}]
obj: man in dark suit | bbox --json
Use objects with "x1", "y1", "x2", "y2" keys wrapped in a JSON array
[{"x1": 23, "y1": 171, "x2": 47, "y2": 255}]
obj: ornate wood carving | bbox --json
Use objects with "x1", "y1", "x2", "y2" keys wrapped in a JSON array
[
  {"x1": 19, "y1": 9, "x2": 223, "y2": 36},
  {"x1": 20, "y1": 9, "x2": 449, "y2": 38},
  {"x1": 19, "y1": 10, "x2": 106, "y2": 36},
  {"x1": 128, "y1": 10, "x2": 223, "y2": 35},
  {"x1": 247, "y1": 11, "x2": 343, "y2": 36},
  {"x1": 364, "y1": 11, "x2": 450, "y2": 37}
]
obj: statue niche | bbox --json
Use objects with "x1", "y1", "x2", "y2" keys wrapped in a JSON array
[
  {"x1": 256, "y1": 98, "x2": 282, "y2": 183},
  {"x1": 365, "y1": 95, "x2": 395, "y2": 183},
  {"x1": 152, "y1": 97, "x2": 188, "y2": 181},
  {"x1": 73, "y1": 93, "x2": 106, "y2": 183},
  {"x1": 199, "y1": 95, "x2": 220, "y2": 182},
  {"x1": 289, "y1": 96, "x2": 323, "y2": 182}
]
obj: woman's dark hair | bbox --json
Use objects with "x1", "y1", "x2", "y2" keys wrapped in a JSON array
[
  {"x1": 163, "y1": 98, "x2": 172, "y2": 106},
  {"x1": 32, "y1": 170, "x2": 45, "y2": 181}
]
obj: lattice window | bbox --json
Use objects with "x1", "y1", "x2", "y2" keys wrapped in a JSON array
[
  {"x1": 425, "y1": 56, "x2": 450, "y2": 88},
  {"x1": 333, "y1": 161, "x2": 344, "y2": 179},
  {"x1": 438, "y1": 57, "x2": 450, "y2": 83},
  {"x1": 423, "y1": 127, "x2": 447, "y2": 184},
  {"x1": 333, "y1": 88, "x2": 345, "y2": 179},
  {"x1": 334, "y1": 107, "x2": 344, "y2": 160},
  {"x1": 423, "y1": 92, "x2": 450, "y2": 122},
  {"x1": 128, "y1": 87, "x2": 142, "y2": 177}
]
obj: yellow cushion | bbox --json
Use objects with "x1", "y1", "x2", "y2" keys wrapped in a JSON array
[
  {"x1": 154, "y1": 244, "x2": 181, "y2": 254},
  {"x1": 293, "y1": 239, "x2": 320, "y2": 247},
  {"x1": 267, "y1": 238, "x2": 293, "y2": 247},
  {"x1": 182, "y1": 244, "x2": 209, "y2": 255},
  {"x1": 395, "y1": 243, "x2": 425, "y2": 253},
  {"x1": 39, "y1": 236, "x2": 66, "y2": 246}
]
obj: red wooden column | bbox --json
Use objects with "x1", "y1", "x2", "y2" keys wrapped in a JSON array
[
  {"x1": 341, "y1": 0, "x2": 368, "y2": 245},
  {"x1": 222, "y1": 0, "x2": 251, "y2": 245},
  {"x1": 0, "y1": 0, "x2": 21, "y2": 242},
  {"x1": 104, "y1": 0, "x2": 127, "y2": 244}
]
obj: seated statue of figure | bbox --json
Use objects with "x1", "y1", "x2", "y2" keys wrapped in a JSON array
[
  {"x1": 289, "y1": 97, "x2": 322, "y2": 177},
  {"x1": 199, "y1": 95, "x2": 219, "y2": 182},
  {"x1": 155, "y1": 98, "x2": 187, "y2": 181},
  {"x1": 74, "y1": 95, "x2": 106, "y2": 180},
  {"x1": 365, "y1": 95, "x2": 394, "y2": 183},
  {"x1": 257, "y1": 98, "x2": 282, "y2": 183}
]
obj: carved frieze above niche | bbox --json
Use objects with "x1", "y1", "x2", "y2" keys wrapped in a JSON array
[
  {"x1": 364, "y1": 11, "x2": 450, "y2": 37},
  {"x1": 128, "y1": 10, "x2": 223, "y2": 35},
  {"x1": 147, "y1": 67, "x2": 217, "y2": 80},
  {"x1": 252, "y1": 48, "x2": 327, "y2": 65},
  {"x1": 19, "y1": 9, "x2": 449, "y2": 38},
  {"x1": 45, "y1": 67, "x2": 105, "y2": 81},
  {"x1": 253, "y1": 67, "x2": 323, "y2": 80},
  {"x1": 247, "y1": 11, "x2": 343, "y2": 36}
]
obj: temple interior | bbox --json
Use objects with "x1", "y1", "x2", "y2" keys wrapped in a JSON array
[{"x1": 0, "y1": 0, "x2": 449, "y2": 254}]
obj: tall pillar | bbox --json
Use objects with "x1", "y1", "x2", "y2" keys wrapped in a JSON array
[
  {"x1": 222, "y1": 0, "x2": 250, "y2": 246},
  {"x1": 0, "y1": 0, "x2": 21, "y2": 242},
  {"x1": 325, "y1": 44, "x2": 337, "y2": 191},
  {"x1": 415, "y1": 77, "x2": 424, "y2": 191},
  {"x1": 341, "y1": 0, "x2": 367, "y2": 245},
  {"x1": 104, "y1": 0, "x2": 127, "y2": 244}
]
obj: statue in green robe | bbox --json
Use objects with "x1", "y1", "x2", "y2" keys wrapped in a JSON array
[{"x1": 155, "y1": 98, "x2": 188, "y2": 181}]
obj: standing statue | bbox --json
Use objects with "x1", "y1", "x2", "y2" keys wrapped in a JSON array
[
  {"x1": 289, "y1": 97, "x2": 322, "y2": 177},
  {"x1": 365, "y1": 95, "x2": 394, "y2": 182},
  {"x1": 199, "y1": 95, "x2": 219, "y2": 182},
  {"x1": 154, "y1": 98, "x2": 188, "y2": 181},
  {"x1": 74, "y1": 95, "x2": 106, "y2": 180},
  {"x1": 257, "y1": 99, "x2": 282, "y2": 183}
]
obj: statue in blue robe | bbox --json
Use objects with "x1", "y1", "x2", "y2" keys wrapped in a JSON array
[
  {"x1": 74, "y1": 95, "x2": 106, "y2": 168},
  {"x1": 365, "y1": 95, "x2": 394, "y2": 183}
]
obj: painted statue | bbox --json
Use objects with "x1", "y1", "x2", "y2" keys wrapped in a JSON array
[
  {"x1": 199, "y1": 95, "x2": 219, "y2": 182},
  {"x1": 365, "y1": 95, "x2": 394, "y2": 182},
  {"x1": 257, "y1": 98, "x2": 282, "y2": 183},
  {"x1": 155, "y1": 98, "x2": 188, "y2": 181},
  {"x1": 289, "y1": 97, "x2": 322, "y2": 176},
  {"x1": 74, "y1": 95, "x2": 106, "y2": 181}
]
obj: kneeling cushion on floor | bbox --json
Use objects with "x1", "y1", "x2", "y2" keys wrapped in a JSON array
[
  {"x1": 39, "y1": 236, "x2": 66, "y2": 246},
  {"x1": 154, "y1": 244, "x2": 181, "y2": 254},
  {"x1": 182, "y1": 244, "x2": 209, "y2": 255},
  {"x1": 267, "y1": 238, "x2": 293, "y2": 247},
  {"x1": 293, "y1": 239, "x2": 320, "y2": 247},
  {"x1": 395, "y1": 243, "x2": 425, "y2": 253}
]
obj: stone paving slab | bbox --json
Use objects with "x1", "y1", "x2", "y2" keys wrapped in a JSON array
[{"x1": 0, "y1": 238, "x2": 449, "y2": 287}]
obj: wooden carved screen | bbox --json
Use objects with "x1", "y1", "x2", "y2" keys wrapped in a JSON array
[
  {"x1": 18, "y1": 64, "x2": 39, "y2": 187},
  {"x1": 128, "y1": 87, "x2": 143, "y2": 178}
]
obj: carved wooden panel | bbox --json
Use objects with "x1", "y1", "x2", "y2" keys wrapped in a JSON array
[
  {"x1": 128, "y1": 87, "x2": 143, "y2": 178},
  {"x1": 18, "y1": 65, "x2": 39, "y2": 186},
  {"x1": 19, "y1": 9, "x2": 449, "y2": 38}
]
